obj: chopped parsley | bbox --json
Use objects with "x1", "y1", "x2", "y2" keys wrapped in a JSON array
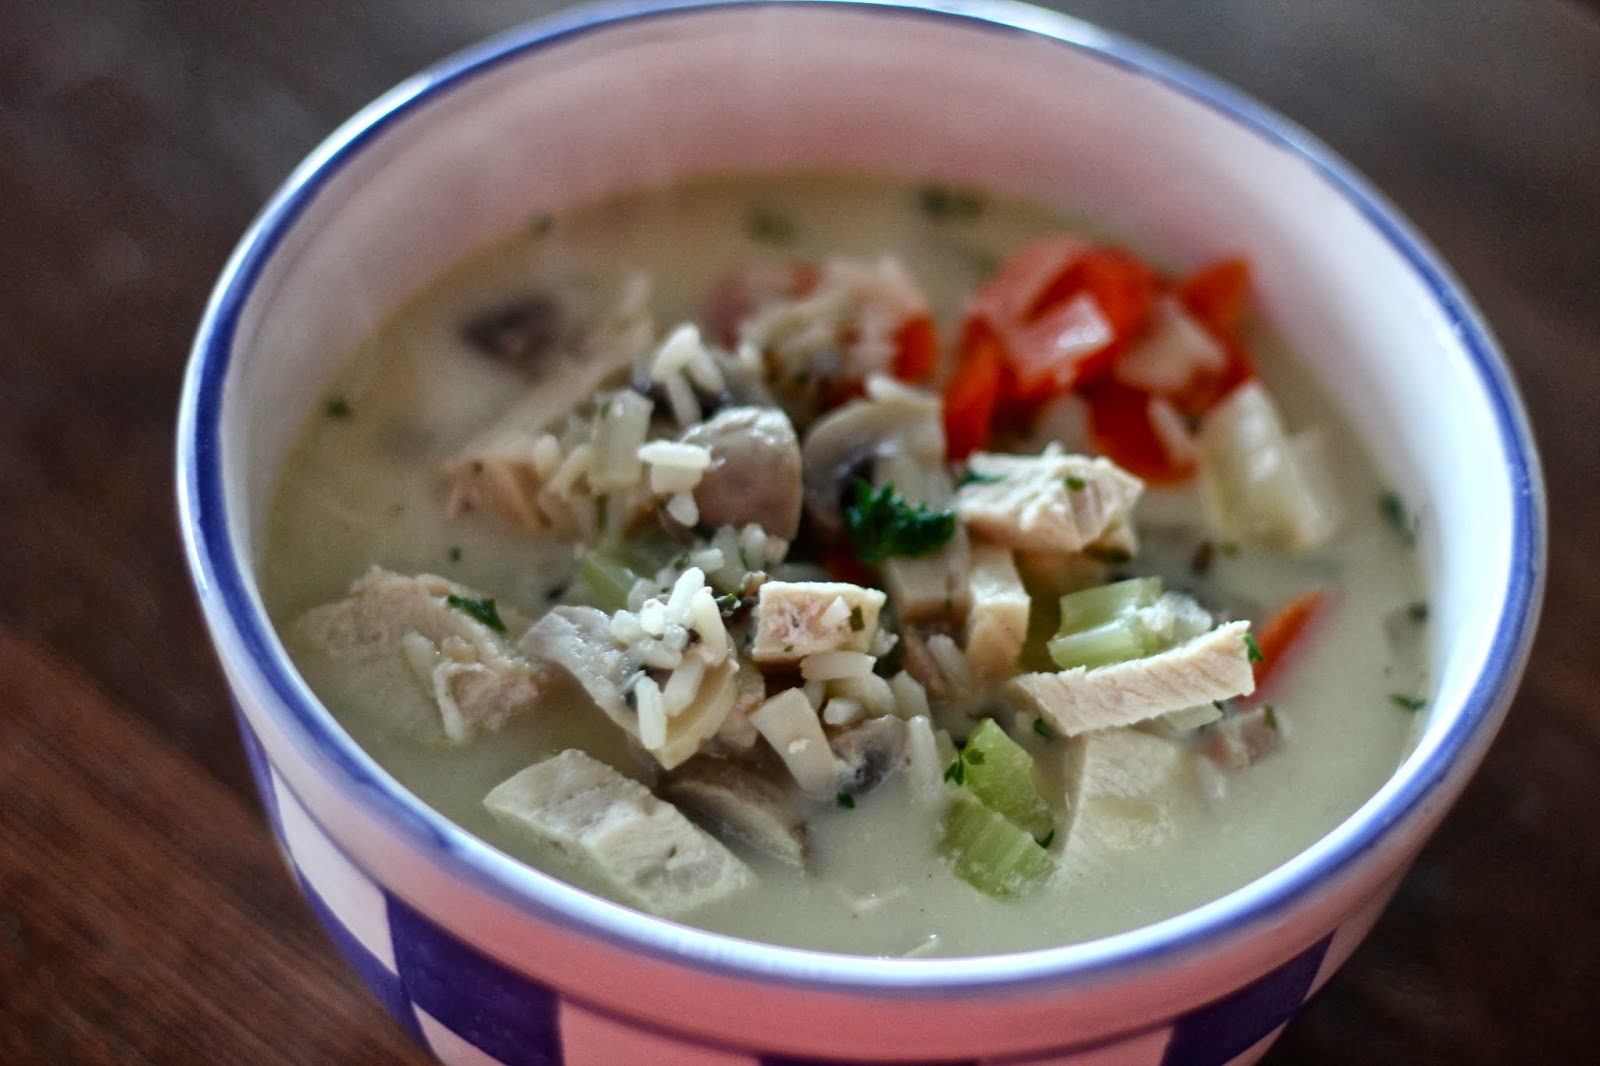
[
  {"x1": 445, "y1": 594, "x2": 507, "y2": 634},
  {"x1": 1065, "y1": 476, "x2": 1087, "y2": 491},
  {"x1": 1036, "y1": 829, "x2": 1055, "y2": 849},
  {"x1": 1032, "y1": 717, "x2": 1051, "y2": 739},
  {"x1": 447, "y1": 546, "x2": 462, "y2": 563},
  {"x1": 1263, "y1": 704, "x2": 1280, "y2": 731},
  {"x1": 917, "y1": 184, "x2": 986, "y2": 221},
  {"x1": 746, "y1": 207, "x2": 796, "y2": 244},
  {"x1": 958, "y1": 468, "x2": 1004, "y2": 487},
  {"x1": 323, "y1": 395, "x2": 353, "y2": 419},
  {"x1": 1407, "y1": 601, "x2": 1430, "y2": 624},
  {"x1": 1391, "y1": 693, "x2": 1427, "y2": 712},
  {"x1": 530, "y1": 213, "x2": 555, "y2": 236},
  {"x1": 1084, "y1": 545, "x2": 1133, "y2": 566},
  {"x1": 1378, "y1": 491, "x2": 1417, "y2": 547},
  {"x1": 836, "y1": 792, "x2": 856, "y2": 809},
  {"x1": 943, "y1": 756, "x2": 965, "y2": 786},
  {"x1": 843, "y1": 480, "x2": 956, "y2": 564},
  {"x1": 848, "y1": 605, "x2": 865, "y2": 632},
  {"x1": 1243, "y1": 632, "x2": 1265, "y2": 663}
]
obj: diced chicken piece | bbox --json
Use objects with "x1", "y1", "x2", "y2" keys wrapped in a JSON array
[
  {"x1": 830, "y1": 715, "x2": 909, "y2": 797},
  {"x1": 679, "y1": 406, "x2": 803, "y2": 540},
  {"x1": 663, "y1": 757, "x2": 808, "y2": 868},
  {"x1": 1202, "y1": 704, "x2": 1284, "y2": 771},
  {"x1": 485, "y1": 750, "x2": 753, "y2": 917},
  {"x1": 750, "y1": 581, "x2": 886, "y2": 664},
  {"x1": 955, "y1": 451, "x2": 1144, "y2": 557},
  {"x1": 1009, "y1": 621, "x2": 1257, "y2": 737},
  {"x1": 964, "y1": 543, "x2": 1031, "y2": 679},
  {"x1": 290, "y1": 567, "x2": 540, "y2": 742},
  {"x1": 1061, "y1": 727, "x2": 1190, "y2": 862}
]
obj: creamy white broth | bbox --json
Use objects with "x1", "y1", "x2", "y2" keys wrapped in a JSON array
[{"x1": 263, "y1": 173, "x2": 1425, "y2": 956}]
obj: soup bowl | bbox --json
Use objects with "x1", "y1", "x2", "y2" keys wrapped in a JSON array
[{"x1": 176, "y1": 1, "x2": 1544, "y2": 1062}]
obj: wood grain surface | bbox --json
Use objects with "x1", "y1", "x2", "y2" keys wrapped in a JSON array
[{"x1": 1, "y1": 1, "x2": 1595, "y2": 1062}]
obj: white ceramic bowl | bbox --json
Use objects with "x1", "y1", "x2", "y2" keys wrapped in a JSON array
[{"x1": 176, "y1": 2, "x2": 1545, "y2": 1063}]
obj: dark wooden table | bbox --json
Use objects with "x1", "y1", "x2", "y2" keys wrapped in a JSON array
[{"x1": 2, "y1": 1, "x2": 1595, "y2": 1062}]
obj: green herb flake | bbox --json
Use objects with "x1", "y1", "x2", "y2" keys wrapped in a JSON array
[
  {"x1": 531, "y1": 213, "x2": 555, "y2": 236},
  {"x1": 448, "y1": 546, "x2": 462, "y2": 563},
  {"x1": 1263, "y1": 704, "x2": 1280, "y2": 731},
  {"x1": 1391, "y1": 693, "x2": 1427, "y2": 712},
  {"x1": 747, "y1": 207, "x2": 796, "y2": 244},
  {"x1": 1065, "y1": 476, "x2": 1087, "y2": 491},
  {"x1": 1407, "y1": 601, "x2": 1430, "y2": 624},
  {"x1": 843, "y1": 480, "x2": 956, "y2": 564},
  {"x1": 848, "y1": 605, "x2": 865, "y2": 632},
  {"x1": 1036, "y1": 829, "x2": 1055, "y2": 849},
  {"x1": 446, "y1": 594, "x2": 507, "y2": 634},
  {"x1": 1378, "y1": 491, "x2": 1417, "y2": 547},
  {"x1": 964, "y1": 748, "x2": 986, "y2": 766},
  {"x1": 323, "y1": 396, "x2": 353, "y2": 419},
  {"x1": 917, "y1": 184, "x2": 986, "y2": 222},
  {"x1": 836, "y1": 792, "x2": 856, "y2": 809},
  {"x1": 1033, "y1": 717, "x2": 1051, "y2": 739},
  {"x1": 1243, "y1": 632, "x2": 1265, "y2": 663},
  {"x1": 943, "y1": 756, "x2": 965, "y2": 786},
  {"x1": 958, "y1": 469, "x2": 1004, "y2": 487}
]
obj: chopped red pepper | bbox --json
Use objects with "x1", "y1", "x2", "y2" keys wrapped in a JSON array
[
  {"x1": 1250, "y1": 589, "x2": 1330, "y2": 694},
  {"x1": 1082, "y1": 378, "x2": 1197, "y2": 485},
  {"x1": 942, "y1": 324, "x2": 1006, "y2": 461},
  {"x1": 891, "y1": 313, "x2": 939, "y2": 383}
]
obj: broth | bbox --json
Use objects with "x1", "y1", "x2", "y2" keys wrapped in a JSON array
[{"x1": 263, "y1": 173, "x2": 1425, "y2": 956}]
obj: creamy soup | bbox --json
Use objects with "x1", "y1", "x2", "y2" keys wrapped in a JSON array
[{"x1": 263, "y1": 173, "x2": 1427, "y2": 957}]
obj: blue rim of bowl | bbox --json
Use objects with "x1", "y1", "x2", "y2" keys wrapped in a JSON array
[{"x1": 177, "y1": 0, "x2": 1545, "y2": 998}]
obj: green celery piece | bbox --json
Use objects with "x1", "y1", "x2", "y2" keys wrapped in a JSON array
[
  {"x1": 939, "y1": 790, "x2": 1056, "y2": 898},
  {"x1": 961, "y1": 719, "x2": 1054, "y2": 839},
  {"x1": 1047, "y1": 617, "x2": 1158, "y2": 670},
  {"x1": 577, "y1": 551, "x2": 640, "y2": 612},
  {"x1": 1057, "y1": 577, "x2": 1162, "y2": 634}
]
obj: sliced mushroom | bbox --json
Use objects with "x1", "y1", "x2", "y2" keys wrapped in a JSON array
[
  {"x1": 518, "y1": 606, "x2": 634, "y2": 721},
  {"x1": 799, "y1": 391, "x2": 945, "y2": 538},
  {"x1": 679, "y1": 406, "x2": 803, "y2": 539},
  {"x1": 664, "y1": 756, "x2": 809, "y2": 868},
  {"x1": 830, "y1": 714, "x2": 909, "y2": 797}
]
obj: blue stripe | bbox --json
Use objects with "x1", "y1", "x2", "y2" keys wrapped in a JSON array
[
  {"x1": 1160, "y1": 934, "x2": 1331, "y2": 1065},
  {"x1": 299, "y1": 875, "x2": 424, "y2": 1042},
  {"x1": 388, "y1": 895, "x2": 563, "y2": 1065}
]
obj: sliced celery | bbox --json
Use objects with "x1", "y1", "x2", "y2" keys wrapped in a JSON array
[
  {"x1": 1047, "y1": 618, "x2": 1157, "y2": 670},
  {"x1": 1057, "y1": 577, "x2": 1162, "y2": 633},
  {"x1": 939, "y1": 791, "x2": 1056, "y2": 897},
  {"x1": 961, "y1": 719, "x2": 1054, "y2": 839},
  {"x1": 577, "y1": 551, "x2": 640, "y2": 612}
]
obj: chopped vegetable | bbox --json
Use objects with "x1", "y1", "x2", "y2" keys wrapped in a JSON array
[
  {"x1": 917, "y1": 184, "x2": 986, "y2": 221},
  {"x1": 843, "y1": 480, "x2": 956, "y2": 564},
  {"x1": 891, "y1": 313, "x2": 940, "y2": 382},
  {"x1": 445, "y1": 594, "x2": 507, "y2": 634},
  {"x1": 939, "y1": 790, "x2": 1056, "y2": 897},
  {"x1": 942, "y1": 325, "x2": 1005, "y2": 460},
  {"x1": 324, "y1": 395, "x2": 353, "y2": 419},
  {"x1": 577, "y1": 551, "x2": 642, "y2": 613},
  {"x1": 1250, "y1": 589, "x2": 1328, "y2": 692},
  {"x1": 1391, "y1": 693, "x2": 1426, "y2": 712},
  {"x1": 1378, "y1": 491, "x2": 1417, "y2": 547},
  {"x1": 959, "y1": 719, "x2": 1054, "y2": 840}
]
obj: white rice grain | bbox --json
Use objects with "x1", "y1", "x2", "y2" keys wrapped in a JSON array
[
  {"x1": 531, "y1": 433, "x2": 563, "y2": 480},
  {"x1": 635, "y1": 677, "x2": 667, "y2": 748},
  {"x1": 662, "y1": 370, "x2": 701, "y2": 427},
  {"x1": 609, "y1": 610, "x2": 646, "y2": 644},
  {"x1": 651, "y1": 323, "x2": 703, "y2": 380},
  {"x1": 666, "y1": 567, "x2": 705, "y2": 622},
  {"x1": 638, "y1": 599, "x2": 669, "y2": 637},
  {"x1": 688, "y1": 588, "x2": 727, "y2": 659},
  {"x1": 830, "y1": 672, "x2": 897, "y2": 717},
  {"x1": 821, "y1": 697, "x2": 865, "y2": 726},
  {"x1": 889, "y1": 670, "x2": 931, "y2": 720},
  {"x1": 820, "y1": 596, "x2": 851, "y2": 630},
  {"x1": 662, "y1": 655, "x2": 706, "y2": 716},
  {"x1": 927, "y1": 633, "x2": 972, "y2": 689},
  {"x1": 801, "y1": 650, "x2": 875, "y2": 682},
  {"x1": 548, "y1": 441, "x2": 593, "y2": 496},
  {"x1": 666, "y1": 491, "x2": 700, "y2": 528},
  {"x1": 685, "y1": 342, "x2": 726, "y2": 392}
]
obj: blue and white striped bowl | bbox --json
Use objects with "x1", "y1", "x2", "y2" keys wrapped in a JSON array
[{"x1": 177, "y1": 3, "x2": 1544, "y2": 1062}]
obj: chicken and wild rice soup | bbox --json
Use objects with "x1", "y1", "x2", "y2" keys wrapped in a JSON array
[{"x1": 265, "y1": 174, "x2": 1428, "y2": 956}]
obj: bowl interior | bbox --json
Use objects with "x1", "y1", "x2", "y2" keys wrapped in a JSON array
[{"x1": 187, "y1": 0, "x2": 1540, "y2": 990}]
